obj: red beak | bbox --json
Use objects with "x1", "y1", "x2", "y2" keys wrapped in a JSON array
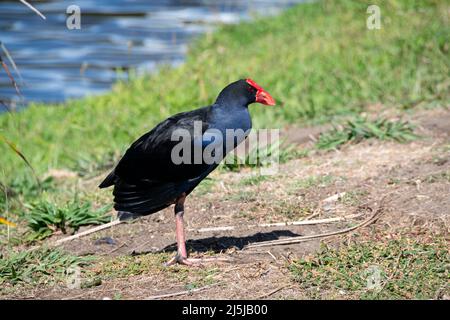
[
  {"x1": 255, "y1": 89, "x2": 276, "y2": 106},
  {"x1": 246, "y1": 78, "x2": 276, "y2": 106}
]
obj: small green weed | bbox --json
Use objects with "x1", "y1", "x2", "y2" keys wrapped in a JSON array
[
  {"x1": 26, "y1": 199, "x2": 112, "y2": 240},
  {"x1": 316, "y1": 117, "x2": 418, "y2": 150}
]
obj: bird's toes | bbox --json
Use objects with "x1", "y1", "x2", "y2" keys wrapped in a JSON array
[
  {"x1": 163, "y1": 256, "x2": 179, "y2": 267},
  {"x1": 164, "y1": 254, "x2": 233, "y2": 267},
  {"x1": 163, "y1": 254, "x2": 204, "y2": 267}
]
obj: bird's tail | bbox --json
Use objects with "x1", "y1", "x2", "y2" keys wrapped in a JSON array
[
  {"x1": 113, "y1": 180, "x2": 182, "y2": 215},
  {"x1": 99, "y1": 170, "x2": 116, "y2": 188}
]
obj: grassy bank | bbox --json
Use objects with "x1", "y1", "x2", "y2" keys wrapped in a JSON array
[{"x1": 1, "y1": 0, "x2": 448, "y2": 182}]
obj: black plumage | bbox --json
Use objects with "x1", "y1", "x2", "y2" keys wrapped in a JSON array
[{"x1": 99, "y1": 107, "x2": 214, "y2": 216}]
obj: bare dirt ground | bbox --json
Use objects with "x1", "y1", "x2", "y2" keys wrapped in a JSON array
[{"x1": 2, "y1": 107, "x2": 449, "y2": 300}]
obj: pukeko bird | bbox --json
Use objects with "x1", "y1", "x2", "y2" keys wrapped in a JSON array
[{"x1": 99, "y1": 79, "x2": 275, "y2": 265}]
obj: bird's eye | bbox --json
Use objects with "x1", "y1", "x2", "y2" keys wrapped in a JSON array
[{"x1": 247, "y1": 86, "x2": 257, "y2": 94}]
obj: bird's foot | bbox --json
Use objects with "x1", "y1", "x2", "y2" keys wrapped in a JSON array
[
  {"x1": 164, "y1": 254, "x2": 231, "y2": 267},
  {"x1": 164, "y1": 254, "x2": 203, "y2": 267}
]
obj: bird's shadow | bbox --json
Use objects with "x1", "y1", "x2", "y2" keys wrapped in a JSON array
[{"x1": 132, "y1": 230, "x2": 300, "y2": 255}]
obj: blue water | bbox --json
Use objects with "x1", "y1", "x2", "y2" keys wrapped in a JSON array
[{"x1": 0, "y1": 0, "x2": 302, "y2": 107}]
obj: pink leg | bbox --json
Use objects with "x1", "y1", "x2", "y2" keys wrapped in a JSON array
[
  {"x1": 164, "y1": 194, "x2": 232, "y2": 267},
  {"x1": 164, "y1": 194, "x2": 198, "y2": 266}
]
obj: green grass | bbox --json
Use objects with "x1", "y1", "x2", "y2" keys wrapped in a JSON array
[
  {"x1": 0, "y1": 175, "x2": 54, "y2": 209},
  {"x1": 221, "y1": 140, "x2": 305, "y2": 172},
  {"x1": 425, "y1": 170, "x2": 450, "y2": 183},
  {"x1": 289, "y1": 238, "x2": 449, "y2": 299},
  {"x1": 339, "y1": 190, "x2": 369, "y2": 206},
  {"x1": 92, "y1": 253, "x2": 219, "y2": 288},
  {"x1": 239, "y1": 174, "x2": 273, "y2": 186},
  {"x1": 0, "y1": 247, "x2": 91, "y2": 286},
  {"x1": 192, "y1": 176, "x2": 217, "y2": 195},
  {"x1": 1, "y1": 0, "x2": 448, "y2": 183},
  {"x1": 289, "y1": 175, "x2": 337, "y2": 192},
  {"x1": 316, "y1": 116, "x2": 418, "y2": 150},
  {"x1": 225, "y1": 190, "x2": 257, "y2": 202},
  {"x1": 270, "y1": 200, "x2": 314, "y2": 220},
  {"x1": 94, "y1": 253, "x2": 170, "y2": 279}
]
